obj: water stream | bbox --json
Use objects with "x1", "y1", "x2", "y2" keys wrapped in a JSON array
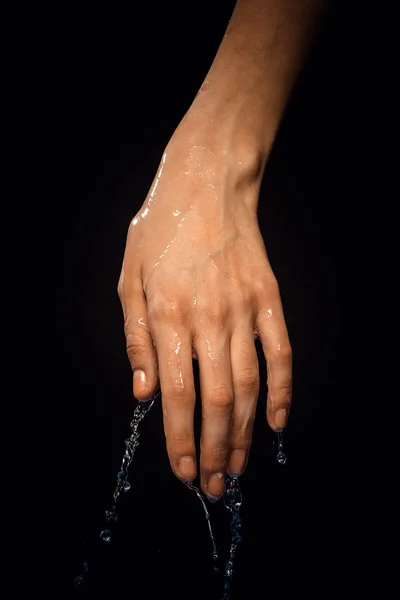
[{"x1": 73, "y1": 392, "x2": 287, "y2": 598}]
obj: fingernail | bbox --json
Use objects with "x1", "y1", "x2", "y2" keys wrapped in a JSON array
[
  {"x1": 207, "y1": 472, "x2": 225, "y2": 498},
  {"x1": 227, "y1": 449, "x2": 247, "y2": 477},
  {"x1": 178, "y1": 456, "x2": 196, "y2": 481},
  {"x1": 274, "y1": 408, "x2": 287, "y2": 430},
  {"x1": 207, "y1": 494, "x2": 222, "y2": 503},
  {"x1": 133, "y1": 369, "x2": 147, "y2": 398}
]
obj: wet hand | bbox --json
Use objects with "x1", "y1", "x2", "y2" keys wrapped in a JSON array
[{"x1": 117, "y1": 126, "x2": 292, "y2": 501}]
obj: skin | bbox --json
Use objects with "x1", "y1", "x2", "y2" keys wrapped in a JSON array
[{"x1": 118, "y1": 0, "x2": 327, "y2": 501}]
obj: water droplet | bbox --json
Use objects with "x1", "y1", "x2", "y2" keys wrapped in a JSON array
[
  {"x1": 224, "y1": 558, "x2": 234, "y2": 579},
  {"x1": 212, "y1": 549, "x2": 219, "y2": 572},
  {"x1": 100, "y1": 529, "x2": 112, "y2": 543},
  {"x1": 277, "y1": 451, "x2": 287, "y2": 465},
  {"x1": 105, "y1": 506, "x2": 117, "y2": 522},
  {"x1": 122, "y1": 455, "x2": 130, "y2": 469},
  {"x1": 123, "y1": 479, "x2": 131, "y2": 492},
  {"x1": 117, "y1": 470, "x2": 126, "y2": 480},
  {"x1": 276, "y1": 431, "x2": 287, "y2": 465}
]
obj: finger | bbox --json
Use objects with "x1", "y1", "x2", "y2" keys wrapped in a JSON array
[
  {"x1": 255, "y1": 284, "x2": 292, "y2": 432},
  {"x1": 228, "y1": 320, "x2": 260, "y2": 476},
  {"x1": 118, "y1": 274, "x2": 159, "y2": 401},
  {"x1": 196, "y1": 328, "x2": 233, "y2": 501},
  {"x1": 150, "y1": 320, "x2": 197, "y2": 482}
]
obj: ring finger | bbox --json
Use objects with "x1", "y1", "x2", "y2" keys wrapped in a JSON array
[{"x1": 228, "y1": 319, "x2": 260, "y2": 476}]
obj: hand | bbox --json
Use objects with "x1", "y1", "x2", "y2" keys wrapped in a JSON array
[{"x1": 117, "y1": 123, "x2": 292, "y2": 501}]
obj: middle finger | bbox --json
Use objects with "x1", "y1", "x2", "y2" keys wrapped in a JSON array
[{"x1": 195, "y1": 326, "x2": 234, "y2": 501}]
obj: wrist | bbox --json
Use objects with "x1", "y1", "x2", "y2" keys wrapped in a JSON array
[
  {"x1": 172, "y1": 103, "x2": 272, "y2": 190},
  {"x1": 164, "y1": 115, "x2": 263, "y2": 214}
]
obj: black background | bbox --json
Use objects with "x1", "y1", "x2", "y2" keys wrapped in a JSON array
[{"x1": 42, "y1": 0, "x2": 371, "y2": 597}]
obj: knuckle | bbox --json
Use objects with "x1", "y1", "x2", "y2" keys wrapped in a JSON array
[
  {"x1": 209, "y1": 445, "x2": 228, "y2": 461},
  {"x1": 167, "y1": 431, "x2": 193, "y2": 446},
  {"x1": 269, "y1": 343, "x2": 292, "y2": 364},
  {"x1": 255, "y1": 275, "x2": 279, "y2": 298},
  {"x1": 209, "y1": 385, "x2": 233, "y2": 408},
  {"x1": 230, "y1": 421, "x2": 254, "y2": 445},
  {"x1": 202, "y1": 445, "x2": 228, "y2": 470},
  {"x1": 235, "y1": 367, "x2": 259, "y2": 394},
  {"x1": 125, "y1": 331, "x2": 147, "y2": 361},
  {"x1": 275, "y1": 383, "x2": 292, "y2": 398},
  {"x1": 270, "y1": 384, "x2": 292, "y2": 408},
  {"x1": 149, "y1": 297, "x2": 185, "y2": 324},
  {"x1": 198, "y1": 301, "x2": 224, "y2": 326},
  {"x1": 167, "y1": 434, "x2": 194, "y2": 466},
  {"x1": 280, "y1": 344, "x2": 292, "y2": 360},
  {"x1": 230, "y1": 438, "x2": 251, "y2": 453}
]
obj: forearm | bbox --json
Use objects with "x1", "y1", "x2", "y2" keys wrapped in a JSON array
[{"x1": 180, "y1": 0, "x2": 327, "y2": 175}]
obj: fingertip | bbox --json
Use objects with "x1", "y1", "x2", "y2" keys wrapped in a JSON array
[
  {"x1": 204, "y1": 472, "x2": 225, "y2": 500},
  {"x1": 274, "y1": 408, "x2": 288, "y2": 430},
  {"x1": 137, "y1": 395, "x2": 155, "y2": 403},
  {"x1": 227, "y1": 449, "x2": 247, "y2": 477},
  {"x1": 176, "y1": 456, "x2": 197, "y2": 481},
  {"x1": 266, "y1": 389, "x2": 290, "y2": 431},
  {"x1": 267, "y1": 415, "x2": 287, "y2": 433},
  {"x1": 133, "y1": 370, "x2": 159, "y2": 401},
  {"x1": 133, "y1": 369, "x2": 147, "y2": 398}
]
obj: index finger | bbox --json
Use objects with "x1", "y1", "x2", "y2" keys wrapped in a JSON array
[{"x1": 150, "y1": 316, "x2": 197, "y2": 482}]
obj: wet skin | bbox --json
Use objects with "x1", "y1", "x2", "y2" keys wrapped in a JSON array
[
  {"x1": 118, "y1": 127, "x2": 292, "y2": 500},
  {"x1": 117, "y1": 0, "x2": 325, "y2": 500}
]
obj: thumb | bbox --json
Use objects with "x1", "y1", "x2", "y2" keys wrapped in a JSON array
[{"x1": 118, "y1": 278, "x2": 159, "y2": 401}]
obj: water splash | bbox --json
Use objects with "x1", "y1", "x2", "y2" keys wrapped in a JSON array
[
  {"x1": 73, "y1": 391, "x2": 159, "y2": 588},
  {"x1": 74, "y1": 393, "x2": 288, "y2": 595},
  {"x1": 276, "y1": 430, "x2": 287, "y2": 465},
  {"x1": 218, "y1": 431, "x2": 288, "y2": 599},
  {"x1": 184, "y1": 481, "x2": 220, "y2": 573},
  {"x1": 73, "y1": 562, "x2": 89, "y2": 587},
  {"x1": 221, "y1": 476, "x2": 243, "y2": 600}
]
